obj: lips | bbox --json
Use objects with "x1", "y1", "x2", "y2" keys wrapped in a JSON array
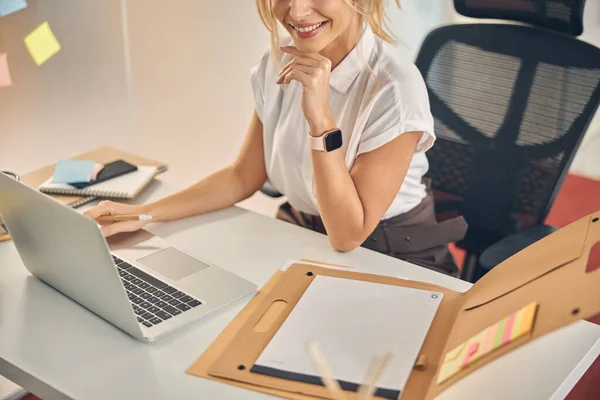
[
  {"x1": 289, "y1": 21, "x2": 327, "y2": 33},
  {"x1": 288, "y1": 20, "x2": 329, "y2": 39}
]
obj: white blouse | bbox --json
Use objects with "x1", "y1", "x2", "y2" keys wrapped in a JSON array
[{"x1": 250, "y1": 25, "x2": 436, "y2": 220}]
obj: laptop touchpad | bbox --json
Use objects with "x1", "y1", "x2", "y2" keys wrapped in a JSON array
[{"x1": 137, "y1": 247, "x2": 209, "y2": 281}]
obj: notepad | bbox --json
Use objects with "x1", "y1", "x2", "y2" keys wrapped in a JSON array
[
  {"x1": 39, "y1": 165, "x2": 158, "y2": 199},
  {"x1": 252, "y1": 275, "x2": 443, "y2": 399},
  {"x1": 52, "y1": 159, "x2": 98, "y2": 184},
  {"x1": 0, "y1": 0, "x2": 27, "y2": 17}
]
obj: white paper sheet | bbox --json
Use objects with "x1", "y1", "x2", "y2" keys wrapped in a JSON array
[{"x1": 253, "y1": 275, "x2": 443, "y2": 397}]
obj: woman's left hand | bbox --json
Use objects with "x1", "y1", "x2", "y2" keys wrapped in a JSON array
[{"x1": 277, "y1": 46, "x2": 336, "y2": 135}]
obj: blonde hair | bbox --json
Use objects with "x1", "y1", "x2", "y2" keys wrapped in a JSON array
[{"x1": 255, "y1": 0, "x2": 401, "y2": 62}]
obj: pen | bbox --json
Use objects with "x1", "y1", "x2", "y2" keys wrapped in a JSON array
[{"x1": 96, "y1": 214, "x2": 153, "y2": 222}]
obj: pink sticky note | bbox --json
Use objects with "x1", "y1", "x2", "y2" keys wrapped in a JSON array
[
  {"x1": 0, "y1": 53, "x2": 12, "y2": 87},
  {"x1": 461, "y1": 342, "x2": 480, "y2": 368},
  {"x1": 502, "y1": 313, "x2": 517, "y2": 345}
]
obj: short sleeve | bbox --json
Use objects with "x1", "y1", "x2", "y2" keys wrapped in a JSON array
[
  {"x1": 250, "y1": 47, "x2": 272, "y2": 123},
  {"x1": 357, "y1": 64, "x2": 435, "y2": 156}
]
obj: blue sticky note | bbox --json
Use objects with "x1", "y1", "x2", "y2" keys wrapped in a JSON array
[
  {"x1": 52, "y1": 159, "x2": 96, "y2": 184},
  {"x1": 0, "y1": 0, "x2": 27, "y2": 17}
]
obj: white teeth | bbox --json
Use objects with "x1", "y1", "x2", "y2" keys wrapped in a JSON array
[{"x1": 292, "y1": 21, "x2": 325, "y2": 33}]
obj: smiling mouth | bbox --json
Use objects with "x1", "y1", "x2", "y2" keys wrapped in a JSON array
[{"x1": 288, "y1": 21, "x2": 328, "y2": 33}]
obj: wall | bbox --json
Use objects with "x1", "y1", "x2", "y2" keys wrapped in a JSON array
[{"x1": 0, "y1": 0, "x2": 130, "y2": 173}]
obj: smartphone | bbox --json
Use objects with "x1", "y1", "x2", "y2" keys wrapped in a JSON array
[{"x1": 70, "y1": 160, "x2": 138, "y2": 189}]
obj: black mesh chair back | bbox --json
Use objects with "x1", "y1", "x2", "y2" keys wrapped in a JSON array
[
  {"x1": 454, "y1": 0, "x2": 586, "y2": 36},
  {"x1": 415, "y1": 23, "x2": 600, "y2": 257}
]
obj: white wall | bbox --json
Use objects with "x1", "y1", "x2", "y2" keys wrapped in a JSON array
[
  {"x1": 386, "y1": 0, "x2": 455, "y2": 59},
  {"x1": 569, "y1": 1, "x2": 600, "y2": 178},
  {"x1": 0, "y1": 0, "x2": 130, "y2": 172}
]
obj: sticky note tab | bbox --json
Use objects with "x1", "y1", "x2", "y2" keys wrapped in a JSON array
[
  {"x1": 443, "y1": 342, "x2": 465, "y2": 363},
  {"x1": 437, "y1": 302, "x2": 538, "y2": 385},
  {"x1": 501, "y1": 313, "x2": 517, "y2": 345},
  {"x1": 0, "y1": 0, "x2": 27, "y2": 17},
  {"x1": 460, "y1": 342, "x2": 480, "y2": 368},
  {"x1": 0, "y1": 53, "x2": 12, "y2": 87},
  {"x1": 518, "y1": 301, "x2": 537, "y2": 336},
  {"x1": 493, "y1": 318, "x2": 507, "y2": 350},
  {"x1": 24, "y1": 21, "x2": 61, "y2": 66},
  {"x1": 52, "y1": 159, "x2": 96, "y2": 184}
]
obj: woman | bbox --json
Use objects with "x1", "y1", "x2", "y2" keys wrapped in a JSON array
[{"x1": 85, "y1": 0, "x2": 466, "y2": 275}]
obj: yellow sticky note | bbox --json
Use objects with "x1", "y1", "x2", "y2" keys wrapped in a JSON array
[
  {"x1": 24, "y1": 21, "x2": 61, "y2": 66},
  {"x1": 443, "y1": 342, "x2": 465, "y2": 363}
]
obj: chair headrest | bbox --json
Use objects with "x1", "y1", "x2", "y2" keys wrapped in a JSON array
[{"x1": 454, "y1": 0, "x2": 586, "y2": 36}]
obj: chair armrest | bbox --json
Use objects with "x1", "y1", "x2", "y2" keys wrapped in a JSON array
[{"x1": 479, "y1": 224, "x2": 559, "y2": 272}]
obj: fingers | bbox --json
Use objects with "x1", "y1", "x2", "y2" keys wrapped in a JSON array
[
  {"x1": 83, "y1": 200, "x2": 115, "y2": 219},
  {"x1": 277, "y1": 57, "x2": 317, "y2": 82},
  {"x1": 278, "y1": 64, "x2": 313, "y2": 84},
  {"x1": 280, "y1": 46, "x2": 331, "y2": 69},
  {"x1": 283, "y1": 69, "x2": 311, "y2": 85},
  {"x1": 280, "y1": 56, "x2": 318, "y2": 72},
  {"x1": 280, "y1": 46, "x2": 322, "y2": 61},
  {"x1": 100, "y1": 220, "x2": 143, "y2": 238}
]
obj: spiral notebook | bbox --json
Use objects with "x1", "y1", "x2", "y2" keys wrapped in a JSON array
[{"x1": 39, "y1": 165, "x2": 158, "y2": 199}]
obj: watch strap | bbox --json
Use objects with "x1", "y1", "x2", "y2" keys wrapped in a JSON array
[
  {"x1": 309, "y1": 134, "x2": 326, "y2": 151},
  {"x1": 309, "y1": 128, "x2": 340, "y2": 152}
]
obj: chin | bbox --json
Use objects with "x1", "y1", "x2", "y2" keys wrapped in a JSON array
[{"x1": 292, "y1": 41, "x2": 326, "y2": 53}]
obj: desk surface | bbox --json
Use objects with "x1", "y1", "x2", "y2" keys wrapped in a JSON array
[{"x1": 1, "y1": 178, "x2": 599, "y2": 400}]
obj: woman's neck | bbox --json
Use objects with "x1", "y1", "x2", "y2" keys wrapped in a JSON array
[{"x1": 319, "y1": 16, "x2": 362, "y2": 70}]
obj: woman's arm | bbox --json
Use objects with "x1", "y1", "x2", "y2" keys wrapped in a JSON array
[
  {"x1": 278, "y1": 46, "x2": 423, "y2": 251},
  {"x1": 311, "y1": 128, "x2": 422, "y2": 251},
  {"x1": 85, "y1": 111, "x2": 268, "y2": 237},
  {"x1": 146, "y1": 111, "x2": 268, "y2": 222}
]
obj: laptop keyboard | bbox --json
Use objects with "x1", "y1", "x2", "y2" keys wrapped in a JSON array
[{"x1": 112, "y1": 255, "x2": 202, "y2": 328}]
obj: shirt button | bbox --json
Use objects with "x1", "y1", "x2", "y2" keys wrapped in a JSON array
[{"x1": 404, "y1": 237, "x2": 411, "y2": 242}]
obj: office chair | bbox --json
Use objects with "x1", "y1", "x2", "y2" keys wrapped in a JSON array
[{"x1": 415, "y1": 0, "x2": 600, "y2": 282}]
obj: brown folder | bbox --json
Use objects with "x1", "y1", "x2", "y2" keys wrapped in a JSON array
[
  {"x1": 20, "y1": 146, "x2": 168, "y2": 208},
  {"x1": 187, "y1": 211, "x2": 600, "y2": 399}
]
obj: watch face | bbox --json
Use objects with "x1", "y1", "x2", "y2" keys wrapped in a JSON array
[{"x1": 324, "y1": 130, "x2": 343, "y2": 151}]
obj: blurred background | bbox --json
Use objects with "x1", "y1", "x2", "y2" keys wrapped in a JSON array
[
  {"x1": 1, "y1": 1, "x2": 600, "y2": 399},
  {"x1": 1, "y1": 1, "x2": 596, "y2": 217}
]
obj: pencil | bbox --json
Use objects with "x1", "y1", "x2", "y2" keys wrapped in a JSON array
[
  {"x1": 307, "y1": 340, "x2": 346, "y2": 400},
  {"x1": 96, "y1": 214, "x2": 152, "y2": 222},
  {"x1": 357, "y1": 351, "x2": 393, "y2": 400}
]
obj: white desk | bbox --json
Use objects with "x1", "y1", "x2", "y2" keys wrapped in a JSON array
[{"x1": 1, "y1": 178, "x2": 599, "y2": 400}]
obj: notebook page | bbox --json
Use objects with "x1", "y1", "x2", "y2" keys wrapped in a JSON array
[
  {"x1": 253, "y1": 275, "x2": 443, "y2": 398},
  {"x1": 40, "y1": 166, "x2": 157, "y2": 197}
]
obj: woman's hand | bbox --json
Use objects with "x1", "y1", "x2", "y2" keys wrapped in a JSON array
[
  {"x1": 277, "y1": 46, "x2": 336, "y2": 135},
  {"x1": 84, "y1": 200, "x2": 152, "y2": 237}
]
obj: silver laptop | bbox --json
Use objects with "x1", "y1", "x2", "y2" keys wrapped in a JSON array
[{"x1": 0, "y1": 172, "x2": 257, "y2": 342}]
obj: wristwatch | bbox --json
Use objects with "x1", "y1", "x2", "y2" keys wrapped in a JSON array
[{"x1": 309, "y1": 128, "x2": 343, "y2": 152}]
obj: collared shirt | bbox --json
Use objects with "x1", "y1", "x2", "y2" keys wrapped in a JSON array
[{"x1": 250, "y1": 25, "x2": 435, "y2": 219}]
